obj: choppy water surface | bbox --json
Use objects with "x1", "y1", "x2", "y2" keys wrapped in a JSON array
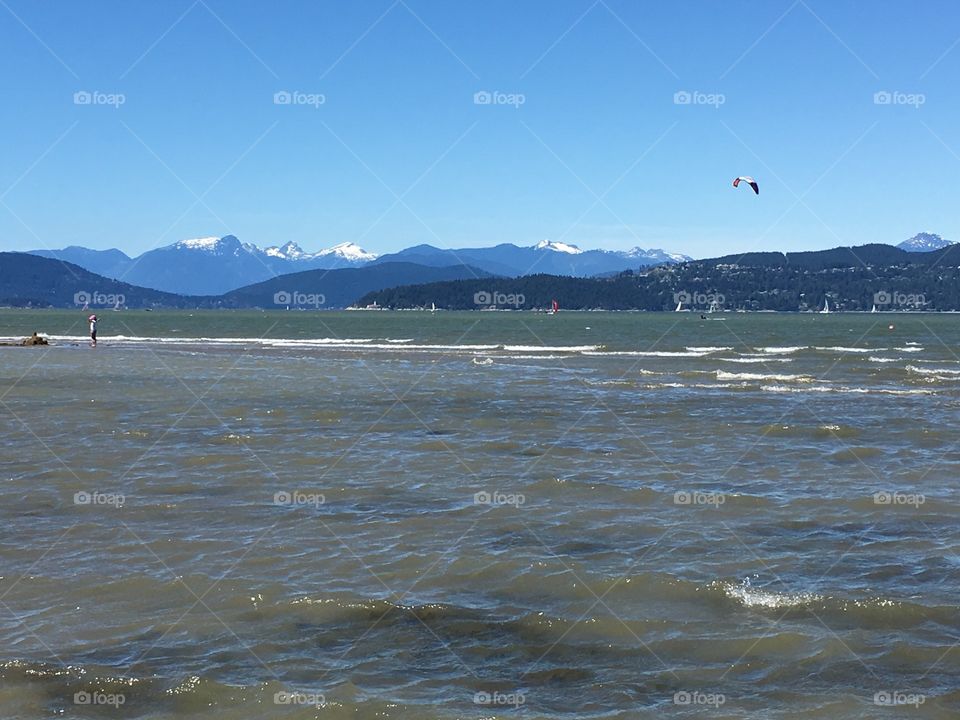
[{"x1": 1, "y1": 310, "x2": 959, "y2": 719}]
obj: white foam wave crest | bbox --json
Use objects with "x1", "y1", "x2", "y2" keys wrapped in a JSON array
[
  {"x1": 716, "y1": 579, "x2": 821, "y2": 609},
  {"x1": 754, "y1": 346, "x2": 806, "y2": 354},
  {"x1": 643, "y1": 382, "x2": 745, "y2": 390},
  {"x1": 684, "y1": 346, "x2": 733, "y2": 353},
  {"x1": 23, "y1": 336, "x2": 600, "y2": 354},
  {"x1": 896, "y1": 346, "x2": 924, "y2": 353},
  {"x1": 868, "y1": 356, "x2": 899, "y2": 363},
  {"x1": 716, "y1": 370, "x2": 813, "y2": 383},
  {"x1": 763, "y1": 385, "x2": 933, "y2": 396},
  {"x1": 720, "y1": 357, "x2": 793, "y2": 364},
  {"x1": 813, "y1": 346, "x2": 878, "y2": 354},
  {"x1": 906, "y1": 365, "x2": 960, "y2": 377}
]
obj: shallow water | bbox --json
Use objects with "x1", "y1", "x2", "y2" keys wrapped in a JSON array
[{"x1": 1, "y1": 310, "x2": 959, "y2": 718}]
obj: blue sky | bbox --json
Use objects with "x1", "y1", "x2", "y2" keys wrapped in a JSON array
[{"x1": 1, "y1": 0, "x2": 958, "y2": 258}]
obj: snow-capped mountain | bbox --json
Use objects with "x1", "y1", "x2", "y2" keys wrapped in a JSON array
[
  {"x1": 28, "y1": 235, "x2": 686, "y2": 295},
  {"x1": 262, "y1": 241, "x2": 378, "y2": 263},
  {"x1": 315, "y1": 242, "x2": 378, "y2": 263},
  {"x1": 264, "y1": 241, "x2": 308, "y2": 260},
  {"x1": 619, "y1": 246, "x2": 691, "y2": 263},
  {"x1": 897, "y1": 232, "x2": 952, "y2": 252},
  {"x1": 71, "y1": 235, "x2": 381, "y2": 295},
  {"x1": 536, "y1": 239, "x2": 583, "y2": 254},
  {"x1": 174, "y1": 235, "x2": 259, "y2": 256}
]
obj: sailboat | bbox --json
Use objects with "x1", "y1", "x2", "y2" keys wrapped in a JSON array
[
  {"x1": 675, "y1": 300, "x2": 683, "y2": 312},
  {"x1": 548, "y1": 299, "x2": 559, "y2": 314},
  {"x1": 871, "y1": 303, "x2": 877, "y2": 313},
  {"x1": 430, "y1": 302, "x2": 436, "y2": 313},
  {"x1": 820, "y1": 299, "x2": 830, "y2": 314}
]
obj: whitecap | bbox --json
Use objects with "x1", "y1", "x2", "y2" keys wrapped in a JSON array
[
  {"x1": 716, "y1": 579, "x2": 820, "y2": 609},
  {"x1": 754, "y1": 346, "x2": 806, "y2": 354},
  {"x1": 716, "y1": 370, "x2": 813, "y2": 383}
]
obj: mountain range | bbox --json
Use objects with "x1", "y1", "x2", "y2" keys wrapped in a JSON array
[
  {"x1": 28, "y1": 236, "x2": 379, "y2": 296},
  {"x1": 27, "y1": 236, "x2": 690, "y2": 296},
  {"x1": 0, "y1": 252, "x2": 488, "y2": 310},
  {"x1": 5, "y1": 231, "x2": 955, "y2": 312},
  {"x1": 361, "y1": 242, "x2": 960, "y2": 312}
]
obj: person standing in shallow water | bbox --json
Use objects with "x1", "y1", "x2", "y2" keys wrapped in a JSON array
[{"x1": 88, "y1": 314, "x2": 97, "y2": 347}]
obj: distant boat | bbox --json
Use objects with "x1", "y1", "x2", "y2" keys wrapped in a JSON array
[
  {"x1": 431, "y1": 302, "x2": 436, "y2": 313},
  {"x1": 549, "y1": 299, "x2": 559, "y2": 314},
  {"x1": 820, "y1": 299, "x2": 830, "y2": 314},
  {"x1": 708, "y1": 299, "x2": 721, "y2": 313},
  {"x1": 675, "y1": 300, "x2": 683, "y2": 312},
  {"x1": 871, "y1": 304, "x2": 877, "y2": 313}
]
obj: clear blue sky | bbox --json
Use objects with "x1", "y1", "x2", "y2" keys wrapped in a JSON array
[{"x1": 1, "y1": 0, "x2": 958, "y2": 258}]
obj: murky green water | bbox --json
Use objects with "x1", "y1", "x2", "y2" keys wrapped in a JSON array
[{"x1": 1, "y1": 310, "x2": 959, "y2": 718}]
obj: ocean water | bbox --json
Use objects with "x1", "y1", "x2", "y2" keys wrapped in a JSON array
[{"x1": 1, "y1": 309, "x2": 959, "y2": 719}]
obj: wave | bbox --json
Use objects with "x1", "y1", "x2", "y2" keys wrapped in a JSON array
[
  {"x1": 713, "y1": 579, "x2": 821, "y2": 609},
  {"x1": 868, "y1": 356, "x2": 899, "y2": 363},
  {"x1": 582, "y1": 350, "x2": 714, "y2": 357},
  {"x1": 716, "y1": 370, "x2": 813, "y2": 383},
  {"x1": 707, "y1": 579, "x2": 957, "y2": 628},
  {"x1": 813, "y1": 346, "x2": 878, "y2": 353},
  {"x1": 763, "y1": 385, "x2": 933, "y2": 395},
  {"x1": 720, "y1": 357, "x2": 793, "y2": 364},
  {"x1": 907, "y1": 365, "x2": 960, "y2": 376},
  {"x1": 684, "y1": 346, "x2": 733, "y2": 353},
  {"x1": 20, "y1": 335, "x2": 600, "y2": 355},
  {"x1": 895, "y1": 346, "x2": 924, "y2": 352},
  {"x1": 754, "y1": 346, "x2": 806, "y2": 354}
]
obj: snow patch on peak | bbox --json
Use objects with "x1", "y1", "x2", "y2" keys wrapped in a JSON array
[
  {"x1": 898, "y1": 232, "x2": 952, "y2": 252},
  {"x1": 177, "y1": 236, "x2": 222, "y2": 250},
  {"x1": 265, "y1": 241, "x2": 306, "y2": 260},
  {"x1": 536, "y1": 239, "x2": 583, "y2": 254},
  {"x1": 316, "y1": 242, "x2": 378, "y2": 262}
]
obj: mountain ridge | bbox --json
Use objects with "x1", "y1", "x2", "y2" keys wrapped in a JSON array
[{"x1": 27, "y1": 236, "x2": 690, "y2": 295}]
